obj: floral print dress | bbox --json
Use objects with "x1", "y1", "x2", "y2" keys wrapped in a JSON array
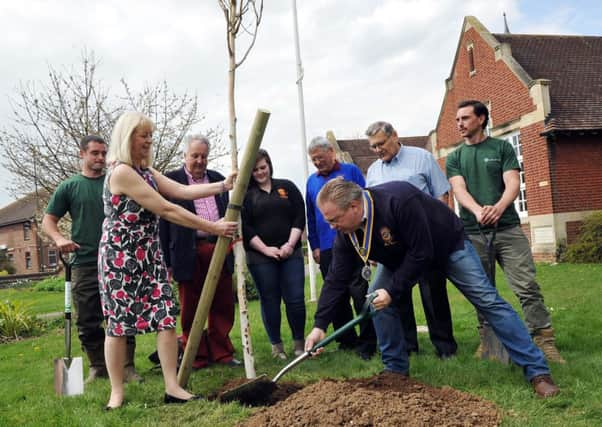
[{"x1": 98, "y1": 164, "x2": 177, "y2": 336}]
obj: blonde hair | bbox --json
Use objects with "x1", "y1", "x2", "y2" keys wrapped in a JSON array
[{"x1": 108, "y1": 111, "x2": 155, "y2": 167}]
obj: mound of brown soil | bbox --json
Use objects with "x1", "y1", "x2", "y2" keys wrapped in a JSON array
[{"x1": 239, "y1": 372, "x2": 501, "y2": 426}]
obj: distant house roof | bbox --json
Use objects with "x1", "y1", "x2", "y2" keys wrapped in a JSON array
[
  {"x1": 0, "y1": 194, "x2": 38, "y2": 227},
  {"x1": 494, "y1": 33, "x2": 602, "y2": 133},
  {"x1": 336, "y1": 136, "x2": 430, "y2": 175}
]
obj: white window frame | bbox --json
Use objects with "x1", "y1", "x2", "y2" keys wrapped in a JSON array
[
  {"x1": 501, "y1": 131, "x2": 527, "y2": 217},
  {"x1": 48, "y1": 249, "x2": 58, "y2": 267}
]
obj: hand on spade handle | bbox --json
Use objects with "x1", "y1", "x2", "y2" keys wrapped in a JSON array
[{"x1": 304, "y1": 291, "x2": 378, "y2": 356}]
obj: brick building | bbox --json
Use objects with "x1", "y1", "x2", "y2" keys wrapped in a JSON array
[
  {"x1": 329, "y1": 16, "x2": 601, "y2": 261},
  {"x1": 0, "y1": 194, "x2": 58, "y2": 274},
  {"x1": 432, "y1": 16, "x2": 602, "y2": 260}
]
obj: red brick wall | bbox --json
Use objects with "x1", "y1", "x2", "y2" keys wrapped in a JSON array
[
  {"x1": 550, "y1": 135, "x2": 602, "y2": 213},
  {"x1": 0, "y1": 221, "x2": 47, "y2": 274},
  {"x1": 520, "y1": 123, "x2": 554, "y2": 215},
  {"x1": 436, "y1": 27, "x2": 537, "y2": 149}
]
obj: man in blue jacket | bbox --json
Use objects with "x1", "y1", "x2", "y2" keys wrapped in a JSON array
[
  {"x1": 306, "y1": 136, "x2": 376, "y2": 359},
  {"x1": 305, "y1": 178, "x2": 559, "y2": 398}
]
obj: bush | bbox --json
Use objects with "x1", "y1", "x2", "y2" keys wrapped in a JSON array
[
  {"x1": 564, "y1": 212, "x2": 602, "y2": 263},
  {"x1": 233, "y1": 269, "x2": 259, "y2": 302},
  {"x1": 0, "y1": 300, "x2": 41, "y2": 339},
  {"x1": 32, "y1": 276, "x2": 64, "y2": 292}
]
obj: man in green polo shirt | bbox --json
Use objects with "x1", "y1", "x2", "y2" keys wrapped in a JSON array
[
  {"x1": 42, "y1": 135, "x2": 141, "y2": 383},
  {"x1": 446, "y1": 100, "x2": 564, "y2": 364}
]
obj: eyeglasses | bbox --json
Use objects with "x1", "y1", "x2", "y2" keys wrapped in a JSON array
[{"x1": 369, "y1": 135, "x2": 389, "y2": 150}]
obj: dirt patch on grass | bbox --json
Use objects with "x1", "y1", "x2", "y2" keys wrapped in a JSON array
[{"x1": 236, "y1": 372, "x2": 501, "y2": 426}]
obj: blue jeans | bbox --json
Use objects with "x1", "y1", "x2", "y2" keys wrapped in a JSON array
[
  {"x1": 248, "y1": 256, "x2": 306, "y2": 344},
  {"x1": 371, "y1": 239, "x2": 550, "y2": 381}
]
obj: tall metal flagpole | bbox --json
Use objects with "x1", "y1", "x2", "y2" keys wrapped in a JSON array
[{"x1": 291, "y1": 0, "x2": 317, "y2": 301}]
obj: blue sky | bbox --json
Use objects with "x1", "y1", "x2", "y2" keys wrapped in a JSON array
[{"x1": 0, "y1": 0, "x2": 600, "y2": 208}]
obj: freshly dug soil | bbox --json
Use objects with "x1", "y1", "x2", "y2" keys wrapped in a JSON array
[{"x1": 236, "y1": 372, "x2": 501, "y2": 426}]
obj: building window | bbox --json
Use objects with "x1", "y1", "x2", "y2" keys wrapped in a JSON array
[
  {"x1": 48, "y1": 249, "x2": 58, "y2": 267},
  {"x1": 23, "y1": 222, "x2": 31, "y2": 241},
  {"x1": 25, "y1": 251, "x2": 32, "y2": 270},
  {"x1": 502, "y1": 132, "x2": 527, "y2": 217},
  {"x1": 467, "y1": 44, "x2": 476, "y2": 75}
]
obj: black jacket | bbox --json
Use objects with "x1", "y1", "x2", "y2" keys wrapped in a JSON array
[
  {"x1": 159, "y1": 167, "x2": 232, "y2": 282},
  {"x1": 314, "y1": 181, "x2": 465, "y2": 330}
]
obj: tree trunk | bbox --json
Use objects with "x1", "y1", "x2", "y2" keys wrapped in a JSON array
[{"x1": 227, "y1": 0, "x2": 257, "y2": 380}]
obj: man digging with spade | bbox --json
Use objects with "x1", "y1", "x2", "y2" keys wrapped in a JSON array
[{"x1": 304, "y1": 178, "x2": 560, "y2": 398}]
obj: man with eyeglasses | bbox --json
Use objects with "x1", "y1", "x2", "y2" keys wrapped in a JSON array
[
  {"x1": 304, "y1": 178, "x2": 560, "y2": 398},
  {"x1": 365, "y1": 121, "x2": 457, "y2": 359}
]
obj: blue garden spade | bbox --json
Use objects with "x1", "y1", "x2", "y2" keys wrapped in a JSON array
[{"x1": 53, "y1": 254, "x2": 84, "y2": 396}]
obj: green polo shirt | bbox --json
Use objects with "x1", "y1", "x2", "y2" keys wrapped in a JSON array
[
  {"x1": 45, "y1": 174, "x2": 105, "y2": 266},
  {"x1": 446, "y1": 137, "x2": 520, "y2": 234}
]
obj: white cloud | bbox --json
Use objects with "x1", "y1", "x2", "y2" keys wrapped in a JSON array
[{"x1": 0, "y1": 0, "x2": 599, "y2": 207}]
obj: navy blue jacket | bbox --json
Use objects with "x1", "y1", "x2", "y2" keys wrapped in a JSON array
[
  {"x1": 159, "y1": 167, "x2": 232, "y2": 282},
  {"x1": 314, "y1": 181, "x2": 465, "y2": 330}
]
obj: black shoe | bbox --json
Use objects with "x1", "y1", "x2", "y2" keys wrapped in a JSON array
[
  {"x1": 223, "y1": 358, "x2": 242, "y2": 367},
  {"x1": 148, "y1": 350, "x2": 160, "y2": 365},
  {"x1": 163, "y1": 393, "x2": 203, "y2": 404}
]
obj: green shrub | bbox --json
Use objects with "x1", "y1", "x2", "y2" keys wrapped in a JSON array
[
  {"x1": 32, "y1": 276, "x2": 64, "y2": 292},
  {"x1": 564, "y1": 212, "x2": 602, "y2": 263},
  {"x1": 233, "y1": 269, "x2": 259, "y2": 302},
  {"x1": 0, "y1": 300, "x2": 41, "y2": 339}
]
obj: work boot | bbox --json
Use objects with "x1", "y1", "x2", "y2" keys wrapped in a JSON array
[
  {"x1": 85, "y1": 348, "x2": 108, "y2": 384},
  {"x1": 124, "y1": 340, "x2": 144, "y2": 383},
  {"x1": 293, "y1": 340, "x2": 305, "y2": 357},
  {"x1": 533, "y1": 328, "x2": 566, "y2": 364},
  {"x1": 271, "y1": 343, "x2": 287, "y2": 360}
]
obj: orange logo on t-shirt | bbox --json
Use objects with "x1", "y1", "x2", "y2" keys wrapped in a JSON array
[{"x1": 277, "y1": 188, "x2": 288, "y2": 199}]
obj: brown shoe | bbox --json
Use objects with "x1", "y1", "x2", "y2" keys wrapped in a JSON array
[
  {"x1": 533, "y1": 328, "x2": 566, "y2": 364},
  {"x1": 271, "y1": 343, "x2": 287, "y2": 360},
  {"x1": 531, "y1": 375, "x2": 559, "y2": 398},
  {"x1": 85, "y1": 366, "x2": 108, "y2": 384},
  {"x1": 124, "y1": 366, "x2": 144, "y2": 383}
]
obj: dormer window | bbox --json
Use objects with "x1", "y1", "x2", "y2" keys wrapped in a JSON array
[{"x1": 467, "y1": 43, "x2": 476, "y2": 76}]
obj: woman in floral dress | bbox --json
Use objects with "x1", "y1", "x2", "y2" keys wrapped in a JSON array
[{"x1": 99, "y1": 112, "x2": 237, "y2": 409}]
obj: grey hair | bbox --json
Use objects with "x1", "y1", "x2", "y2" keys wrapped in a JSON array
[
  {"x1": 365, "y1": 121, "x2": 395, "y2": 137},
  {"x1": 307, "y1": 136, "x2": 333, "y2": 154},
  {"x1": 317, "y1": 177, "x2": 363, "y2": 210},
  {"x1": 183, "y1": 134, "x2": 210, "y2": 153}
]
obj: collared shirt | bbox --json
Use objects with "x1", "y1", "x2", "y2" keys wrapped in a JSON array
[
  {"x1": 184, "y1": 168, "x2": 220, "y2": 237},
  {"x1": 366, "y1": 145, "x2": 449, "y2": 198}
]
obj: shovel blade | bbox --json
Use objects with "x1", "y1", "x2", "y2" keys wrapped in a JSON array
[
  {"x1": 481, "y1": 325, "x2": 510, "y2": 364},
  {"x1": 54, "y1": 357, "x2": 84, "y2": 396}
]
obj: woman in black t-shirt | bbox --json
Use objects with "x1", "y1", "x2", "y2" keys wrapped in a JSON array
[{"x1": 242, "y1": 149, "x2": 307, "y2": 360}]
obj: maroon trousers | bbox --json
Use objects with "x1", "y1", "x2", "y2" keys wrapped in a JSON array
[{"x1": 178, "y1": 241, "x2": 235, "y2": 368}]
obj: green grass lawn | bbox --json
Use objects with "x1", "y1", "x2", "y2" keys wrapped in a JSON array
[
  {"x1": 0, "y1": 287, "x2": 63, "y2": 315},
  {"x1": 0, "y1": 263, "x2": 601, "y2": 426}
]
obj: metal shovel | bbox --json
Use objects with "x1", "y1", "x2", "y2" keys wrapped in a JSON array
[
  {"x1": 219, "y1": 292, "x2": 378, "y2": 405},
  {"x1": 53, "y1": 254, "x2": 84, "y2": 396},
  {"x1": 478, "y1": 225, "x2": 510, "y2": 364}
]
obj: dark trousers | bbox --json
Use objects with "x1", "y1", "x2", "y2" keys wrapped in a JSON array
[
  {"x1": 247, "y1": 255, "x2": 306, "y2": 344},
  {"x1": 319, "y1": 249, "x2": 377, "y2": 353},
  {"x1": 72, "y1": 264, "x2": 135, "y2": 366},
  {"x1": 400, "y1": 269, "x2": 457, "y2": 356},
  {"x1": 178, "y1": 241, "x2": 235, "y2": 369}
]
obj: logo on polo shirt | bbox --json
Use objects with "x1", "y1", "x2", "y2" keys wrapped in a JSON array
[{"x1": 277, "y1": 188, "x2": 288, "y2": 199}]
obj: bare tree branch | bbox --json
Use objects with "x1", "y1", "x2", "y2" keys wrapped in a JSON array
[{"x1": 0, "y1": 50, "x2": 224, "y2": 205}]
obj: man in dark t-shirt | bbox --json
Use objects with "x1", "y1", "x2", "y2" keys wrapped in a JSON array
[
  {"x1": 446, "y1": 100, "x2": 564, "y2": 364},
  {"x1": 42, "y1": 135, "x2": 140, "y2": 383}
]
